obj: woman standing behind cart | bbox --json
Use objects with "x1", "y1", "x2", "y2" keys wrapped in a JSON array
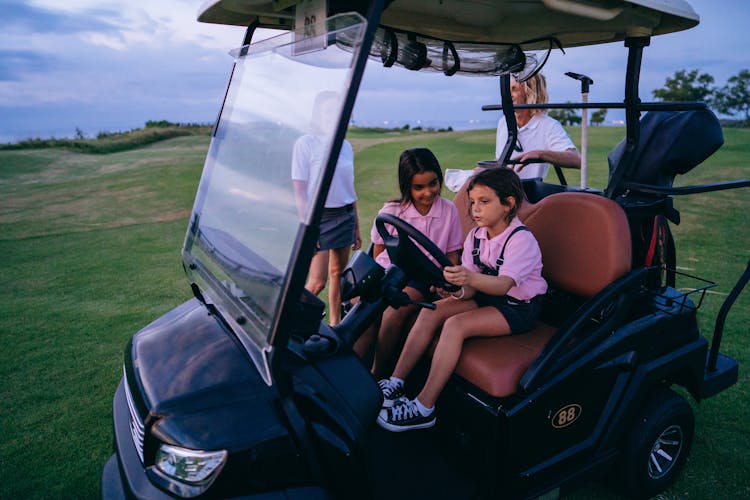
[
  {"x1": 292, "y1": 91, "x2": 362, "y2": 325},
  {"x1": 496, "y1": 73, "x2": 580, "y2": 179}
]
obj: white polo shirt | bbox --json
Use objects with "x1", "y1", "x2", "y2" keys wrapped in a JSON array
[
  {"x1": 495, "y1": 113, "x2": 576, "y2": 180},
  {"x1": 291, "y1": 135, "x2": 357, "y2": 208}
]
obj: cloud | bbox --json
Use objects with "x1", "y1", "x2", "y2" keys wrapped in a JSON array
[
  {"x1": 6, "y1": 1, "x2": 119, "y2": 34},
  {"x1": 0, "y1": 50, "x2": 58, "y2": 81}
]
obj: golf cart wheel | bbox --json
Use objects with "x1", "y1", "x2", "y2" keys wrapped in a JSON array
[{"x1": 619, "y1": 389, "x2": 694, "y2": 499}]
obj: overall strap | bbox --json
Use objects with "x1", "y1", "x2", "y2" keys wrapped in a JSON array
[
  {"x1": 495, "y1": 226, "x2": 530, "y2": 269},
  {"x1": 473, "y1": 225, "x2": 530, "y2": 276},
  {"x1": 472, "y1": 228, "x2": 496, "y2": 275}
]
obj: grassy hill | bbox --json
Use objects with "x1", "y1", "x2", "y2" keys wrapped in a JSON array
[{"x1": 0, "y1": 127, "x2": 748, "y2": 498}]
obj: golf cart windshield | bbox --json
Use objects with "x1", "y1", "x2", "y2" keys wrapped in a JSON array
[{"x1": 182, "y1": 13, "x2": 366, "y2": 379}]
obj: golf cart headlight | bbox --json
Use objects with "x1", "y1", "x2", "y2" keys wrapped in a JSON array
[{"x1": 155, "y1": 444, "x2": 227, "y2": 484}]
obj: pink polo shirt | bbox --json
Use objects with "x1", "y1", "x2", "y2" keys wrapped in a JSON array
[
  {"x1": 371, "y1": 197, "x2": 463, "y2": 268},
  {"x1": 462, "y1": 217, "x2": 547, "y2": 301}
]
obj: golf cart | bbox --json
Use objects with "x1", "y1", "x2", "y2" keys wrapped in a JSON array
[{"x1": 101, "y1": 1, "x2": 749, "y2": 498}]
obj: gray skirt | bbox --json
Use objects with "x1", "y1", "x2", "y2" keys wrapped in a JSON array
[{"x1": 318, "y1": 204, "x2": 356, "y2": 251}]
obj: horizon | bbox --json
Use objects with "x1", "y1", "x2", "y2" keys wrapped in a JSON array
[{"x1": 2, "y1": 0, "x2": 748, "y2": 143}]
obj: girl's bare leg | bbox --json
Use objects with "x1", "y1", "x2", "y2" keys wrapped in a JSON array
[
  {"x1": 417, "y1": 307, "x2": 511, "y2": 408},
  {"x1": 392, "y1": 298, "x2": 477, "y2": 381},
  {"x1": 371, "y1": 287, "x2": 423, "y2": 379},
  {"x1": 352, "y1": 322, "x2": 376, "y2": 359}
]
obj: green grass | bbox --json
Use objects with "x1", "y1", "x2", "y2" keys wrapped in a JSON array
[
  {"x1": 0, "y1": 127, "x2": 748, "y2": 498},
  {"x1": 0, "y1": 123, "x2": 211, "y2": 154}
]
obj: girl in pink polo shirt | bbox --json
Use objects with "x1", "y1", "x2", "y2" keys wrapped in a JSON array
[
  {"x1": 377, "y1": 168, "x2": 547, "y2": 432},
  {"x1": 354, "y1": 148, "x2": 463, "y2": 378}
]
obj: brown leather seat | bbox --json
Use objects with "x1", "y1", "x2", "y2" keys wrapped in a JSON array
[{"x1": 450, "y1": 182, "x2": 631, "y2": 397}]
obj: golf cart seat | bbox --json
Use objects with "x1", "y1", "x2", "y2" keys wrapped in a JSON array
[{"x1": 450, "y1": 190, "x2": 631, "y2": 398}]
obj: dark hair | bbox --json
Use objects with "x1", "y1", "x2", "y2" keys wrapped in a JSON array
[
  {"x1": 466, "y1": 167, "x2": 524, "y2": 223},
  {"x1": 394, "y1": 147, "x2": 444, "y2": 205}
]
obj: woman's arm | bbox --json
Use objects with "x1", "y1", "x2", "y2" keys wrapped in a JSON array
[
  {"x1": 352, "y1": 201, "x2": 362, "y2": 250},
  {"x1": 517, "y1": 147, "x2": 581, "y2": 170},
  {"x1": 292, "y1": 180, "x2": 308, "y2": 220}
]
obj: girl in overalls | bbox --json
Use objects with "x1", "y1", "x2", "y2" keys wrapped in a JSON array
[{"x1": 377, "y1": 168, "x2": 547, "y2": 432}]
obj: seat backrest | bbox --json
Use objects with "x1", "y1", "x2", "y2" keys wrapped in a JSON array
[
  {"x1": 523, "y1": 192, "x2": 631, "y2": 297},
  {"x1": 453, "y1": 186, "x2": 631, "y2": 297}
]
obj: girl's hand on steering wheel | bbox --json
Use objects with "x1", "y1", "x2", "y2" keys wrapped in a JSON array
[{"x1": 443, "y1": 265, "x2": 472, "y2": 287}]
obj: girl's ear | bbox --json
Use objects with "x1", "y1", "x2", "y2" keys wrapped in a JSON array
[{"x1": 506, "y1": 195, "x2": 517, "y2": 210}]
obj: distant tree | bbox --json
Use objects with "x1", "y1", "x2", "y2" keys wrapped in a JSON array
[
  {"x1": 713, "y1": 69, "x2": 750, "y2": 126},
  {"x1": 146, "y1": 120, "x2": 178, "y2": 128},
  {"x1": 590, "y1": 108, "x2": 608, "y2": 126},
  {"x1": 549, "y1": 105, "x2": 581, "y2": 126},
  {"x1": 74, "y1": 127, "x2": 86, "y2": 139},
  {"x1": 402, "y1": 124, "x2": 410, "y2": 130},
  {"x1": 652, "y1": 69, "x2": 715, "y2": 102}
]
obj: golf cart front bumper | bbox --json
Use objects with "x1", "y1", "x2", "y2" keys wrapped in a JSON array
[{"x1": 102, "y1": 380, "x2": 330, "y2": 500}]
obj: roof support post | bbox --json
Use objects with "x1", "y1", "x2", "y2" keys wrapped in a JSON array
[
  {"x1": 498, "y1": 74, "x2": 519, "y2": 165},
  {"x1": 605, "y1": 36, "x2": 650, "y2": 198}
]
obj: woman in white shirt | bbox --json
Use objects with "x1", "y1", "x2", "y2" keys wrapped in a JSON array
[
  {"x1": 292, "y1": 91, "x2": 362, "y2": 325},
  {"x1": 495, "y1": 73, "x2": 581, "y2": 180}
]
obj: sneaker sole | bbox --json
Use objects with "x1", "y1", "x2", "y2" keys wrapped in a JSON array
[{"x1": 376, "y1": 415, "x2": 436, "y2": 432}]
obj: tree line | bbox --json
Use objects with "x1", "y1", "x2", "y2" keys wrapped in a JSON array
[{"x1": 549, "y1": 69, "x2": 749, "y2": 127}]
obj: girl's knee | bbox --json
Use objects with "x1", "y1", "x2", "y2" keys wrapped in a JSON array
[
  {"x1": 441, "y1": 317, "x2": 470, "y2": 341},
  {"x1": 412, "y1": 310, "x2": 441, "y2": 331}
]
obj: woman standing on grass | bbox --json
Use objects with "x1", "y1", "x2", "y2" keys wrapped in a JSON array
[{"x1": 292, "y1": 91, "x2": 362, "y2": 325}]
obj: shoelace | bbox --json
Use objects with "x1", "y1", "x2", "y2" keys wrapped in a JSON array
[
  {"x1": 390, "y1": 400, "x2": 419, "y2": 422},
  {"x1": 378, "y1": 379, "x2": 401, "y2": 398}
]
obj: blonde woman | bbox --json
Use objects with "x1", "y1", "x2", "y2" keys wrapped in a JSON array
[{"x1": 495, "y1": 73, "x2": 581, "y2": 179}]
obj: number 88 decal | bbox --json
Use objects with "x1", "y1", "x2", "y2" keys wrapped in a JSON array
[{"x1": 551, "y1": 404, "x2": 582, "y2": 428}]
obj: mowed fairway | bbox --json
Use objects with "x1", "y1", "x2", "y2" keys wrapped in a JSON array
[{"x1": 1, "y1": 127, "x2": 748, "y2": 498}]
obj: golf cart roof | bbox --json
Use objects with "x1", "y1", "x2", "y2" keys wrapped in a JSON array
[{"x1": 197, "y1": 0, "x2": 699, "y2": 48}]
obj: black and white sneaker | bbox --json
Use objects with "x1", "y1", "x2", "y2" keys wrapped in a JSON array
[
  {"x1": 377, "y1": 399, "x2": 436, "y2": 432},
  {"x1": 378, "y1": 379, "x2": 406, "y2": 408}
]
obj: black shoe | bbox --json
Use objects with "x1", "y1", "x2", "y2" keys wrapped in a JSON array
[
  {"x1": 378, "y1": 379, "x2": 406, "y2": 408},
  {"x1": 377, "y1": 399, "x2": 436, "y2": 432}
]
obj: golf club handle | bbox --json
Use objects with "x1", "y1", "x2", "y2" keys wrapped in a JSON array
[{"x1": 565, "y1": 71, "x2": 593, "y2": 93}]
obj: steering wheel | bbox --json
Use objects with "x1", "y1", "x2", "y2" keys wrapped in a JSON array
[{"x1": 375, "y1": 213, "x2": 460, "y2": 292}]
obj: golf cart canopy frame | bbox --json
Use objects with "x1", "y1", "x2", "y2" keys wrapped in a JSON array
[{"x1": 198, "y1": 0, "x2": 699, "y2": 48}]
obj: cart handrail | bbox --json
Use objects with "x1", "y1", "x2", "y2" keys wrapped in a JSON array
[
  {"x1": 624, "y1": 179, "x2": 750, "y2": 196},
  {"x1": 709, "y1": 258, "x2": 750, "y2": 371},
  {"x1": 520, "y1": 267, "x2": 648, "y2": 390},
  {"x1": 482, "y1": 101, "x2": 707, "y2": 111}
]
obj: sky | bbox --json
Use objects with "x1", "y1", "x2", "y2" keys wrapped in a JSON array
[{"x1": 1, "y1": 0, "x2": 749, "y2": 142}]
